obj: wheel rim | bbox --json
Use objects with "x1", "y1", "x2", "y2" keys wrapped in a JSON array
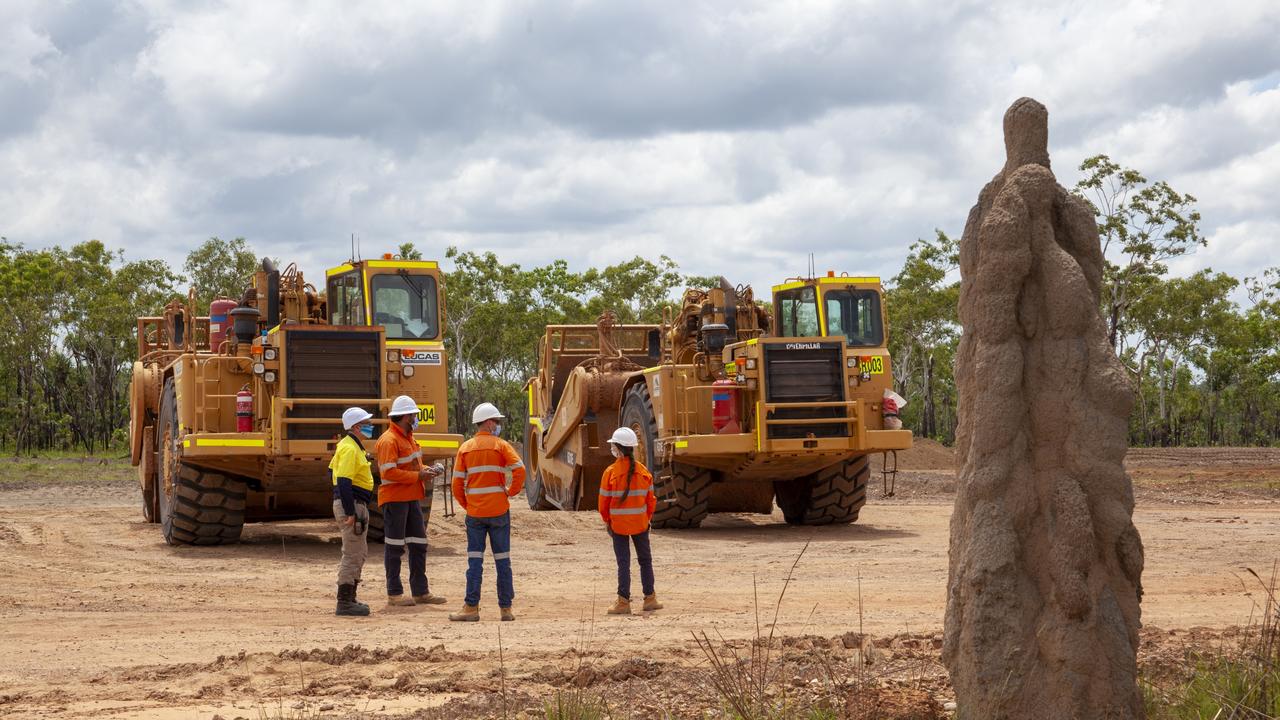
[
  {"x1": 159, "y1": 426, "x2": 177, "y2": 519},
  {"x1": 629, "y1": 419, "x2": 650, "y2": 468}
]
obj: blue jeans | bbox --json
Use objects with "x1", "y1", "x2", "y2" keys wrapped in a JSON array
[
  {"x1": 611, "y1": 529, "x2": 655, "y2": 601},
  {"x1": 465, "y1": 512, "x2": 513, "y2": 608},
  {"x1": 382, "y1": 501, "x2": 429, "y2": 596}
]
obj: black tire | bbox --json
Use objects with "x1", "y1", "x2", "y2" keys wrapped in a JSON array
[
  {"x1": 621, "y1": 384, "x2": 713, "y2": 529},
  {"x1": 156, "y1": 378, "x2": 246, "y2": 546},
  {"x1": 522, "y1": 424, "x2": 555, "y2": 510},
  {"x1": 774, "y1": 455, "x2": 870, "y2": 526}
]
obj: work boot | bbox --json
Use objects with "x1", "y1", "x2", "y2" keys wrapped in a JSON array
[
  {"x1": 607, "y1": 596, "x2": 631, "y2": 615},
  {"x1": 387, "y1": 594, "x2": 415, "y2": 607},
  {"x1": 335, "y1": 584, "x2": 370, "y2": 617},
  {"x1": 500, "y1": 606, "x2": 515, "y2": 622},
  {"x1": 413, "y1": 592, "x2": 448, "y2": 605},
  {"x1": 642, "y1": 594, "x2": 664, "y2": 612},
  {"x1": 449, "y1": 604, "x2": 480, "y2": 622}
]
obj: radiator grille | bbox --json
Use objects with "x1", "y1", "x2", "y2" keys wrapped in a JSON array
[
  {"x1": 762, "y1": 341, "x2": 847, "y2": 439},
  {"x1": 285, "y1": 329, "x2": 382, "y2": 440}
]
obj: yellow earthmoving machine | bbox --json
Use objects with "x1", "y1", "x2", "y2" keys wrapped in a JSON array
[
  {"x1": 129, "y1": 254, "x2": 462, "y2": 545},
  {"x1": 523, "y1": 274, "x2": 912, "y2": 528}
]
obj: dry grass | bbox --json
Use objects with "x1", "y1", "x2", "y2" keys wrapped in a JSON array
[{"x1": 1145, "y1": 563, "x2": 1280, "y2": 719}]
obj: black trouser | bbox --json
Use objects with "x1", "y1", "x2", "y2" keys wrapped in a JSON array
[
  {"x1": 611, "y1": 529, "x2": 655, "y2": 601},
  {"x1": 383, "y1": 501, "x2": 428, "y2": 597}
]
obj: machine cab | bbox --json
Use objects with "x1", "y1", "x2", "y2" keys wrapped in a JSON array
[
  {"x1": 771, "y1": 273, "x2": 885, "y2": 349},
  {"x1": 325, "y1": 256, "x2": 443, "y2": 342},
  {"x1": 324, "y1": 255, "x2": 453, "y2": 441}
]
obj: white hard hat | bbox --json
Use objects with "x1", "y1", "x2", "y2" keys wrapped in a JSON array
[
  {"x1": 472, "y1": 402, "x2": 505, "y2": 424},
  {"x1": 608, "y1": 426, "x2": 639, "y2": 447},
  {"x1": 342, "y1": 407, "x2": 373, "y2": 430},
  {"x1": 389, "y1": 395, "x2": 419, "y2": 417}
]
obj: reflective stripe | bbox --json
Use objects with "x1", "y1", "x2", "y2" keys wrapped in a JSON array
[
  {"x1": 396, "y1": 451, "x2": 422, "y2": 464},
  {"x1": 405, "y1": 537, "x2": 428, "y2": 544},
  {"x1": 493, "y1": 552, "x2": 511, "y2": 560},
  {"x1": 467, "y1": 551, "x2": 484, "y2": 559},
  {"x1": 452, "y1": 471, "x2": 466, "y2": 480},
  {"x1": 379, "y1": 462, "x2": 397, "y2": 472},
  {"x1": 600, "y1": 489, "x2": 650, "y2": 498},
  {"x1": 610, "y1": 507, "x2": 647, "y2": 515},
  {"x1": 384, "y1": 538, "x2": 406, "y2": 546},
  {"x1": 466, "y1": 465, "x2": 511, "y2": 476},
  {"x1": 510, "y1": 461, "x2": 524, "y2": 469},
  {"x1": 466, "y1": 485, "x2": 506, "y2": 495}
]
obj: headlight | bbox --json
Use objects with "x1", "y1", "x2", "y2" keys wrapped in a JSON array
[
  {"x1": 263, "y1": 348, "x2": 277, "y2": 361},
  {"x1": 263, "y1": 371, "x2": 276, "y2": 383},
  {"x1": 387, "y1": 350, "x2": 399, "y2": 363},
  {"x1": 253, "y1": 362, "x2": 265, "y2": 374},
  {"x1": 746, "y1": 358, "x2": 756, "y2": 370},
  {"x1": 387, "y1": 371, "x2": 400, "y2": 384},
  {"x1": 846, "y1": 357, "x2": 857, "y2": 368},
  {"x1": 402, "y1": 365, "x2": 415, "y2": 377}
]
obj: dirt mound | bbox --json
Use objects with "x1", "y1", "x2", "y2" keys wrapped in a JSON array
[
  {"x1": 892, "y1": 438, "x2": 955, "y2": 471},
  {"x1": 944, "y1": 98, "x2": 1144, "y2": 719}
]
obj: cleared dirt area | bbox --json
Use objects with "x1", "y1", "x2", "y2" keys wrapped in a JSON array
[{"x1": 1, "y1": 445, "x2": 1278, "y2": 718}]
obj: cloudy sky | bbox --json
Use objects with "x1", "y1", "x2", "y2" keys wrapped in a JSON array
[{"x1": 2, "y1": 1, "x2": 1278, "y2": 296}]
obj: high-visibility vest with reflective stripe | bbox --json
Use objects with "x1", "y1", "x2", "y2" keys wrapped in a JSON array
[
  {"x1": 375, "y1": 422, "x2": 425, "y2": 505},
  {"x1": 452, "y1": 431, "x2": 526, "y2": 518},
  {"x1": 598, "y1": 457, "x2": 656, "y2": 535},
  {"x1": 329, "y1": 434, "x2": 374, "y2": 492}
]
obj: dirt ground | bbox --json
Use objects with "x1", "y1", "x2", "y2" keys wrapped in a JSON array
[{"x1": 1, "y1": 445, "x2": 1278, "y2": 719}]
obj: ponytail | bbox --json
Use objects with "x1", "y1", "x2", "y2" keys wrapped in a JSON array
[{"x1": 617, "y1": 444, "x2": 637, "y2": 496}]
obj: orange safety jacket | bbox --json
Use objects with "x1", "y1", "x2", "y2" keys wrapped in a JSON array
[
  {"x1": 597, "y1": 457, "x2": 656, "y2": 535},
  {"x1": 451, "y1": 431, "x2": 525, "y2": 518},
  {"x1": 375, "y1": 422, "x2": 425, "y2": 505}
]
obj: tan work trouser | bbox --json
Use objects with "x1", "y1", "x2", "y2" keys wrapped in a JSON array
[{"x1": 333, "y1": 500, "x2": 369, "y2": 585}]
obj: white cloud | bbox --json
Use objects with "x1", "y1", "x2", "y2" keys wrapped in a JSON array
[{"x1": 0, "y1": 0, "x2": 1277, "y2": 303}]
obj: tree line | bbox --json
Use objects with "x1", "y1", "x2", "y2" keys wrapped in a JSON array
[
  {"x1": 2, "y1": 154, "x2": 1277, "y2": 453},
  {"x1": 886, "y1": 155, "x2": 1280, "y2": 447}
]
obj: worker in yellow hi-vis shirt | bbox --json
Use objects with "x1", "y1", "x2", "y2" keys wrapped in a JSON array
[{"x1": 330, "y1": 407, "x2": 376, "y2": 617}]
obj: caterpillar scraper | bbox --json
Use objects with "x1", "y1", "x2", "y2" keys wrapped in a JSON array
[
  {"x1": 129, "y1": 254, "x2": 462, "y2": 545},
  {"x1": 523, "y1": 274, "x2": 912, "y2": 528}
]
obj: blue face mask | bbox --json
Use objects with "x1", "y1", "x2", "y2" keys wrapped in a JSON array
[
  {"x1": 493, "y1": 423, "x2": 502, "y2": 437},
  {"x1": 411, "y1": 416, "x2": 420, "y2": 431},
  {"x1": 358, "y1": 424, "x2": 374, "y2": 439}
]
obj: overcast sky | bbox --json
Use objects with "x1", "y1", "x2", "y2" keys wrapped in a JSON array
[{"x1": 3, "y1": 1, "x2": 1278, "y2": 297}]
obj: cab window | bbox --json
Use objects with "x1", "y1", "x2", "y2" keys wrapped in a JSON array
[
  {"x1": 776, "y1": 286, "x2": 821, "y2": 338},
  {"x1": 326, "y1": 271, "x2": 365, "y2": 326},
  {"x1": 824, "y1": 289, "x2": 884, "y2": 347},
  {"x1": 371, "y1": 272, "x2": 439, "y2": 340}
]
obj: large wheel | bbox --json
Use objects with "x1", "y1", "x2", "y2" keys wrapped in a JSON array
[
  {"x1": 774, "y1": 455, "x2": 870, "y2": 526},
  {"x1": 156, "y1": 378, "x2": 246, "y2": 546},
  {"x1": 522, "y1": 423, "x2": 555, "y2": 510},
  {"x1": 621, "y1": 384, "x2": 713, "y2": 529}
]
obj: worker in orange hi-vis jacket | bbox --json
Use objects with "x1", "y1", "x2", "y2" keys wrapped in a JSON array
[
  {"x1": 375, "y1": 395, "x2": 446, "y2": 608},
  {"x1": 597, "y1": 426, "x2": 663, "y2": 616},
  {"x1": 448, "y1": 402, "x2": 526, "y2": 622}
]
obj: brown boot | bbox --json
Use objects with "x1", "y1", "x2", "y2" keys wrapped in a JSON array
[
  {"x1": 500, "y1": 606, "x2": 515, "y2": 622},
  {"x1": 642, "y1": 594, "x2": 663, "y2": 612},
  {"x1": 607, "y1": 596, "x2": 631, "y2": 615},
  {"x1": 449, "y1": 604, "x2": 480, "y2": 622},
  {"x1": 413, "y1": 593, "x2": 448, "y2": 605},
  {"x1": 387, "y1": 594, "x2": 415, "y2": 607}
]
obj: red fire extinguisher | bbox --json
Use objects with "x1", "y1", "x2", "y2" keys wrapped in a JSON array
[
  {"x1": 236, "y1": 386, "x2": 253, "y2": 432},
  {"x1": 711, "y1": 378, "x2": 740, "y2": 434}
]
